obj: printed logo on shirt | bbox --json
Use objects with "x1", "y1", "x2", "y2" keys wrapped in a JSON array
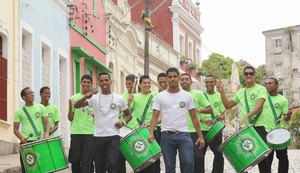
[
  {"x1": 48, "y1": 113, "x2": 53, "y2": 118},
  {"x1": 111, "y1": 103, "x2": 117, "y2": 109},
  {"x1": 275, "y1": 103, "x2": 280, "y2": 108},
  {"x1": 179, "y1": 101, "x2": 186, "y2": 108},
  {"x1": 250, "y1": 94, "x2": 255, "y2": 100},
  {"x1": 35, "y1": 112, "x2": 40, "y2": 118},
  {"x1": 214, "y1": 102, "x2": 219, "y2": 108}
]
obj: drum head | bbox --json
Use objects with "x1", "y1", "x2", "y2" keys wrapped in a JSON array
[
  {"x1": 120, "y1": 126, "x2": 132, "y2": 138},
  {"x1": 267, "y1": 129, "x2": 291, "y2": 145}
]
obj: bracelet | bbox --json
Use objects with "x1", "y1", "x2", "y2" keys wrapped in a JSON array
[{"x1": 122, "y1": 120, "x2": 127, "y2": 125}]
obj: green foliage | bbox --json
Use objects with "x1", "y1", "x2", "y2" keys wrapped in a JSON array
[
  {"x1": 200, "y1": 53, "x2": 266, "y2": 86},
  {"x1": 287, "y1": 110, "x2": 300, "y2": 149},
  {"x1": 200, "y1": 53, "x2": 235, "y2": 79}
]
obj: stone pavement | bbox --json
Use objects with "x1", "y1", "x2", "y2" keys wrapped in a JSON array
[{"x1": 1, "y1": 150, "x2": 299, "y2": 173}]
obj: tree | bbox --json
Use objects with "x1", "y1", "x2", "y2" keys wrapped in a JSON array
[{"x1": 200, "y1": 53, "x2": 235, "y2": 79}]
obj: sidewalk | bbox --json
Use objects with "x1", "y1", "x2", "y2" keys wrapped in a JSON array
[{"x1": 1, "y1": 150, "x2": 299, "y2": 173}]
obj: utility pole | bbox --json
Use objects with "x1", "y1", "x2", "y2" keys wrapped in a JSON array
[{"x1": 144, "y1": 0, "x2": 150, "y2": 75}]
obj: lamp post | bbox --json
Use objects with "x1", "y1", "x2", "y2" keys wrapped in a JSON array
[{"x1": 144, "y1": 0, "x2": 151, "y2": 75}]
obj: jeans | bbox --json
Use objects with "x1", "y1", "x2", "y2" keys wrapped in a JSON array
[
  {"x1": 161, "y1": 131, "x2": 194, "y2": 173},
  {"x1": 94, "y1": 135, "x2": 120, "y2": 173},
  {"x1": 192, "y1": 131, "x2": 224, "y2": 173},
  {"x1": 268, "y1": 149, "x2": 289, "y2": 173}
]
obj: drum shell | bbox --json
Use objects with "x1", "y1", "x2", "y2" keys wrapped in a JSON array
[
  {"x1": 219, "y1": 125, "x2": 271, "y2": 173},
  {"x1": 205, "y1": 121, "x2": 225, "y2": 143},
  {"x1": 266, "y1": 128, "x2": 292, "y2": 150},
  {"x1": 19, "y1": 137, "x2": 68, "y2": 173},
  {"x1": 119, "y1": 126, "x2": 162, "y2": 172}
]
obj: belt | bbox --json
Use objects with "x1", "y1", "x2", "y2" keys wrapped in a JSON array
[{"x1": 163, "y1": 131, "x2": 183, "y2": 135}]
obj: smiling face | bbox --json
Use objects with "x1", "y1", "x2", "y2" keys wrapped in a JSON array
[
  {"x1": 243, "y1": 67, "x2": 256, "y2": 86},
  {"x1": 98, "y1": 74, "x2": 112, "y2": 94},
  {"x1": 180, "y1": 74, "x2": 192, "y2": 91},
  {"x1": 139, "y1": 78, "x2": 151, "y2": 94},
  {"x1": 22, "y1": 88, "x2": 35, "y2": 104},
  {"x1": 205, "y1": 76, "x2": 216, "y2": 93},
  {"x1": 40, "y1": 88, "x2": 51, "y2": 103}
]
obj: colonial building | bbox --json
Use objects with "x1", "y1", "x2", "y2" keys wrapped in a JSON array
[
  {"x1": 106, "y1": 0, "x2": 180, "y2": 93},
  {"x1": 0, "y1": 0, "x2": 20, "y2": 155},
  {"x1": 263, "y1": 25, "x2": 300, "y2": 106}
]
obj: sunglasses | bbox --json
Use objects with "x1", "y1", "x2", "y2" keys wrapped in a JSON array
[{"x1": 244, "y1": 72, "x2": 255, "y2": 76}]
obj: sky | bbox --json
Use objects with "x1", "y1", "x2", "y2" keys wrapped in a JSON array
[{"x1": 197, "y1": 0, "x2": 300, "y2": 67}]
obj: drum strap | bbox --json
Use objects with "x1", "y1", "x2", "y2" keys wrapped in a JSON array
[
  {"x1": 22, "y1": 107, "x2": 41, "y2": 140},
  {"x1": 244, "y1": 90, "x2": 262, "y2": 125},
  {"x1": 137, "y1": 94, "x2": 153, "y2": 126},
  {"x1": 267, "y1": 95, "x2": 282, "y2": 123},
  {"x1": 203, "y1": 92, "x2": 216, "y2": 119}
]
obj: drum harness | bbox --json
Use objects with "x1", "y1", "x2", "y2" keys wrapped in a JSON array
[
  {"x1": 22, "y1": 107, "x2": 41, "y2": 140},
  {"x1": 267, "y1": 95, "x2": 283, "y2": 125},
  {"x1": 203, "y1": 92, "x2": 218, "y2": 122},
  {"x1": 244, "y1": 90, "x2": 262, "y2": 125},
  {"x1": 137, "y1": 94, "x2": 153, "y2": 126}
]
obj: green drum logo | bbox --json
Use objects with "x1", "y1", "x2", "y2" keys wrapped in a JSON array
[
  {"x1": 134, "y1": 141, "x2": 145, "y2": 152},
  {"x1": 24, "y1": 150, "x2": 37, "y2": 167},
  {"x1": 242, "y1": 140, "x2": 253, "y2": 151}
]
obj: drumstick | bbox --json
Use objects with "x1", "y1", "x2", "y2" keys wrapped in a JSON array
[
  {"x1": 25, "y1": 133, "x2": 33, "y2": 140},
  {"x1": 275, "y1": 105, "x2": 300, "y2": 124}
]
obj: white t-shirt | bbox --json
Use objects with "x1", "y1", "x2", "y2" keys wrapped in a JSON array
[
  {"x1": 153, "y1": 90, "x2": 195, "y2": 132},
  {"x1": 88, "y1": 93, "x2": 128, "y2": 137}
]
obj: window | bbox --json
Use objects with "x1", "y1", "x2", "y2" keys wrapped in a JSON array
[
  {"x1": 22, "y1": 28, "x2": 33, "y2": 89},
  {"x1": 188, "y1": 41, "x2": 193, "y2": 60},
  {"x1": 41, "y1": 42, "x2": 51, "y2": 87},
  {"x1": 0, "y1": 35, "x2": 7, "y2": 121},
  {"x1": 180, "y1": 35, "x2": 185, "y2": 55},
  {"x1": 273, "y1": 38, "x2": 282, "y2": 48}
]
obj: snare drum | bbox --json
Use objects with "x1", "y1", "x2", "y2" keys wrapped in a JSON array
[
  {"x1": 266, "y1": 128, "x2": 291, "y2": 150},
  {"x1": 119, "y1": 126, "x2": 162, "y2": 172},
  {"x1": 219, "y1": 125, "x2": 271, "y2": 173},
  {"x1": 19, "y1": 137, "x2": 68, "y2": 173},
  {"x1": 205, "y1": 121, "x2": 225, "y2": 143}
]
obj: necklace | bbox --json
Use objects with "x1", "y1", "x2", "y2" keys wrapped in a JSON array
[{"x1": 98, "y1": 93, "x2": 114, "y2": 115}]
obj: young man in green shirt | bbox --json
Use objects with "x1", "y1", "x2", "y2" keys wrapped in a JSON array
[
  {"x1": 68, "y1": 74, "x2": 95, "y2": 173},
  {"x1": 180, "y1": 73, "x2": 213, "y2": 173},
  {"x1": 200, "y1": 74, "x2": 225, "y2": 173},
  {"x1": 217, "y1": 66, "x2": 271, "y2": 173},
  {"x1": 263, "y1": 78, "x2": 292, "y2": 173},
  {"x1": 40, "y1": 86, "x2": 59, "y2": 137},
  {"x1": 14, "y1": 87, "x2": 50, "y2": 173}
]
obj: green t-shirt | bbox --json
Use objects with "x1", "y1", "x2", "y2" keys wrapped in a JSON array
[
  {"x1": 70, "y1": 93, "x2": 94, "y2": 134},
  {"x1": 127, "y1": 92, "x2": 155, "y2": 129},
  {"x1": 187, "y1": 90, "x2": 211, "y2": 132},
  {"x1": 262, "y1": 94, "x2": 289, "y2": 132},
  {"x1": 45, "y1": 103, "x2": 60, "y2": 137},
  {"x1": 14, "y1": 103, "x2": 47, "y2": 140},
  {"x1": 200, "y1": 92, "x2": 225, "y2": 131},
  {"x1": 232, "y1": 83, "x2": 267, "y2": 126},
  {"x1": 122, "y1": 91, "x2": 129, "y2": 103}
]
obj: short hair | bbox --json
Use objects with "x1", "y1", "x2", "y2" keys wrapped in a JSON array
[
  {"x1": 98, "y1": 72, "x2": 111, "y2": 80},
  {"x1": 243, "y1": 66, "x2": 256, "y2": 74},
  {"x1": 166, "y1": 67, "x2": 179, "y2": 76},
  {"x1": 40, "y1": 86, "x2": 50, "y2": 94},
  {"x1": 81, "y1": 74, "x2": 93, "y2": 83},
  {"x1": 268, "y1": 77, "x2": 278, "y2": 85},
  {"x1": 20, "y1": 87, "x2": 31, "y2": 97},
  {"x1": 126, "y1": 74, "x2": 136, "y2": 82},
  {"x1": 139, "y1": 75, "x2": 150, "y2": 84},
  {"x1": 205, "y1": 74, "x2": 216, "y2": 81},
  {"x1": 157, "y1": 72, "x2": 166, "y2": 81},
  {"x1": 180, "y1": 73, "x2": 192, "y2": 81}
]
